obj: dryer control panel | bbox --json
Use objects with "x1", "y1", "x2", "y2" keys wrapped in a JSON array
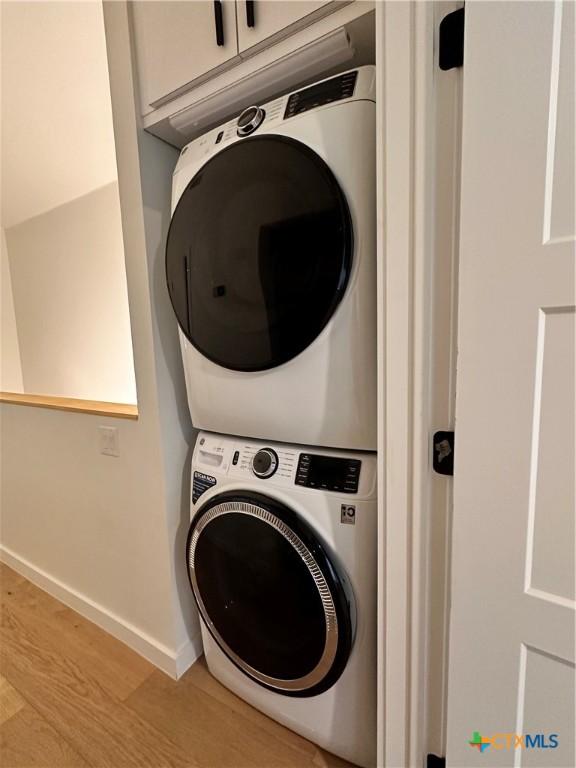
[
  {"x1": 284, "y1": 71, "x2": 358, "y2": 120},
  {"x1": 172, "y1": 66, "x2": 376, "y2": 184}
]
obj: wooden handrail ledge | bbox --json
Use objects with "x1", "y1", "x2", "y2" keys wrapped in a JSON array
[{"x1": 0, "y1": 392, "x2": 138, "y2": 420}]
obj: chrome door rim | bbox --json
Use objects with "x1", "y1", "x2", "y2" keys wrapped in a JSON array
[{"x1": 187, "y1": 499, "x2": 339, "y2": 692}]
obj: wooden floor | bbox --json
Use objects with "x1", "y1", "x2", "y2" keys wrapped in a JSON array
[{"x1": 0, "y1": 563, "x2": 353, "y2": 768}]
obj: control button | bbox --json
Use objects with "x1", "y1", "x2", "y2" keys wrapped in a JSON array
[
  {"x1": 237, "y1": 105, "x2": 265, "y2": 137},
  {"x1": 215, "y1": 131, "x2": 224, "y2": 144},
  {"x1": 232, "y1": 450, "x2": 240, "y2": 466},
  {"x1": 252, "y1": 448, "x2": 278, "y2": 479}
]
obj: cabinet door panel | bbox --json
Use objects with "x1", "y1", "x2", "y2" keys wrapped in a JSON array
[
  {"x1": 131, "y1": 0, "x2": 238, "y2": 111},
  {"x1": 237, "y1": 0, "x2": 342, "y2": 53}
]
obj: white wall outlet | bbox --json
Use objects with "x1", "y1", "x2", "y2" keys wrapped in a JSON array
[{"x1": 99, "y1": 426, "x2": 120, "y2": 457}]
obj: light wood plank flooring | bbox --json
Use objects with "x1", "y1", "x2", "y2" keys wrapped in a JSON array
[{"x1": 0, "y1": 564, "x2": 353, "y2": 768}]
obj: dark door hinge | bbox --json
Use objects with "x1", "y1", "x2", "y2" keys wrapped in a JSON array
[
  {"x1": 439, "y1": 7, "x2": 464, "y2": 70},
  {"x1": 433, "y1": 431, "x2": 454, "y2": 476},
  {"x1": 427, "y1": 755, "x2": 446, "y2": 768}
]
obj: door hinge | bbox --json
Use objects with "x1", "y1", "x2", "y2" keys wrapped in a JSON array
[
  {"x1": 433, "y1": 431, "x2": 454, "y2": 476},
  {"x1": 439, "y1": 7, "x2": 464, "y2": 70},
  {"x1": 427, "y1": 755, "x2": 446, "y2": 768}
]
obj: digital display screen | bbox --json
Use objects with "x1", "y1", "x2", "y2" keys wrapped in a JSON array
[
  {"x1": 284, "y1": 71, "x2": 358, "y2": 119},
  {"x1": 307, "y1": 455, "x2": 350, "y2": 486},
  {"x1": 296, "y1": 453, "x2": 361, "y2": 493}
]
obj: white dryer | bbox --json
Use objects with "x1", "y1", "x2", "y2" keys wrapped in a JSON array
[
  {"x1": 167, "y1": 66, "x2": 376, "y2": 450},
  {"x1": 186, "y1": 431, "x2": 377, "y2": 767}
]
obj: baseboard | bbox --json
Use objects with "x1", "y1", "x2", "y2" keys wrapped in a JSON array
[{"x1": 0, "y1": 544, "x2": 203, "y2": 679}]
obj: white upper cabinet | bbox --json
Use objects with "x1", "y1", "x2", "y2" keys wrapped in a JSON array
[
  {"x1": 130, "y1": 0, "x2": 356, "y2": 119},
  {"x1": 236, "y1": 1, "x2": 340, "y2": 53},
  {"x1": 131, "y1": 1, "x2": 238, "y2": 112}
]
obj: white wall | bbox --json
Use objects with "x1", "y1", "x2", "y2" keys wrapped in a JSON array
[
  {"x1": 6, "y1": 184, "x2": 137, "y2": 403},
  {"x1": 0, "y1": 228, "x2": 23, "y2": 392},
  {"x1": 102, "y1": 0, "x2": 201, "y2": 663},
  {"x1": 0, "y1": 1, "x2": 200, "y2": 676},
  {"x1": 1, "y1": 0, "x2": 136, "y2": 404},
  {"x1": 1, "y1": 1, "x2": 118, "y2": 228},
  {"x1": 0, "y1": 406, "x2": 179, "y2": 665}
]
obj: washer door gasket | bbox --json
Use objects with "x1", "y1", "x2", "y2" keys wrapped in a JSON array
[{"x1": 186, "y1": 491, "x2": 353, "y2": 697}]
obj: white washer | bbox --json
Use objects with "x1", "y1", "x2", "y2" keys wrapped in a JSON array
[
  {"x1": 167, "y1": 66, "x2": 376, "y2": 450},
  {"x1": 187, "y1": 431, "x2": 377, "y2": 767}
]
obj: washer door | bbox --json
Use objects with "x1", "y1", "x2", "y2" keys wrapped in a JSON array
[
  {"x1": 186, "y1": 491, "x2": 353, "y2": 697},
  {"x1": 166, "y1": 136, "x2": 353, "y2": 372}
]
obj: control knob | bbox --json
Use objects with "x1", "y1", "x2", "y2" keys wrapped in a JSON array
[
  {"x1": 237, "y1": 105, "x2": 265, "y2": 137},
  {"x1": 252, "y1": 448, "x2": 278, "y2": 479}
]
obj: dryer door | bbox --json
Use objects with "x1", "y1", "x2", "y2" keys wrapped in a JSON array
[
  {"x1": 166, "y1": 136, "x2": 352, "y2": 372},
  {"x1": 186, "y1": 491, "x2": 353, "y2": 697}
]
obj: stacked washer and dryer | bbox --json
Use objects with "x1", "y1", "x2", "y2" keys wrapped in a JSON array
[{"x1": 166, "y1": 66, "x2": 377, "y2": 767}]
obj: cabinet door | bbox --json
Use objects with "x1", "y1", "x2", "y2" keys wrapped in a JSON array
[
  {"x1": 236, "y1": 0, "x2": 341, "y2": 53},
  {"x1": 131, "y1": 1, "x2": 238, "y2": 112}
]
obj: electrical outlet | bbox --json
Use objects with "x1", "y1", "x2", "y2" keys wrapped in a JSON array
[{"x1": 99, "y1": 426, "x2": 119, "y2": 457}]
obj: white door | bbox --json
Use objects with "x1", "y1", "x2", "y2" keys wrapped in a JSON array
[
  {"x1": 130, "y1": 1, "x2": 238, "y2": 113},
  {"x1": 236, "y1": 0, "x2": 338, "y2": 53},
  {"x1": 447, "y1": 2, "x2": 575, "y2": 767}
]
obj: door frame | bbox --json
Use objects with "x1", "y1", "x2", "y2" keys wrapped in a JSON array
[{"x1": 375, "y1": 3, "x2": 462, "y2": 765}]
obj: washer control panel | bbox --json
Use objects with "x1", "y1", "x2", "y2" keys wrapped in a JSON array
[
  {"x1": 295, "y1": 453, "x2": 361, "y2": 494},
  {"x1": 192, "y1": 432, "x2": 375, "y2": 499}
]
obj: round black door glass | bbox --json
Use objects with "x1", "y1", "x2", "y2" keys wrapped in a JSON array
[
  {"x1": 187, "y1": 493, "x2": 353, "y2": 696},
  {"x1": 166, "y1": 136, "x2": 353, "y2": 371}
]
